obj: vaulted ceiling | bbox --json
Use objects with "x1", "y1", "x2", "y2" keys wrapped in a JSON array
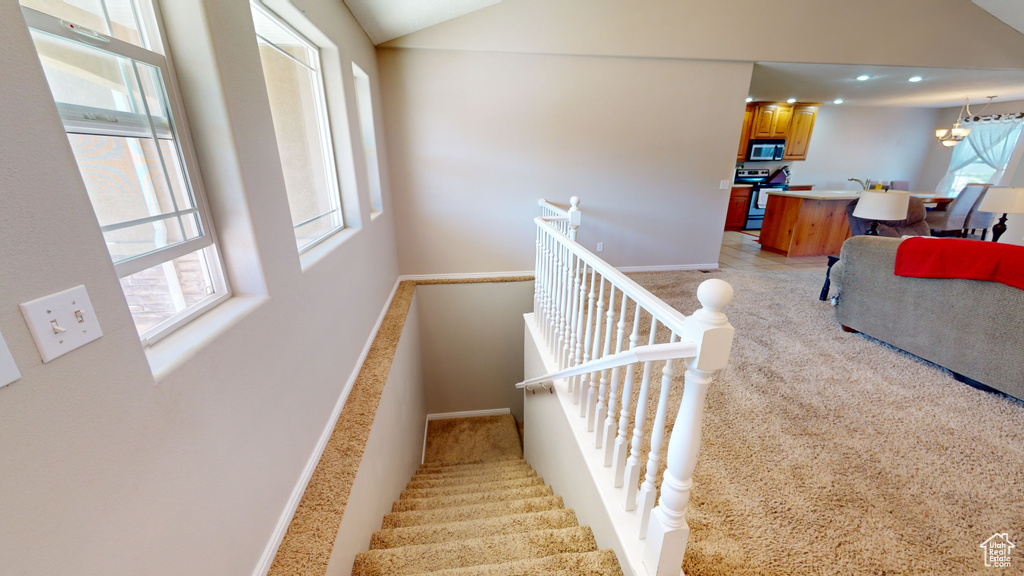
[{"x1": 344, "y1": 0, "x2": 501, "y2": 45}]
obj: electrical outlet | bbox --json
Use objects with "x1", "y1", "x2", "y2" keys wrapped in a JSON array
[
  {"x1": 0, "y1": 328, "x2": 20, "y2": 388},
  {"x1": 720, "y1": 179, "x2": 731, "y2": 190},
  {"x1": 20, "y1": 285, "x2": 103, "y2": 363},
  {"x1": 596, "y1": 242, "x2": 604, "y2": 253}
]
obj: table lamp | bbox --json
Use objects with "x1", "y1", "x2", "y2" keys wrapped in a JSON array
[
  {"x1": 852, "y1": 191, "x2": 910, "y2": 235},
  {"x1": 978, "y1": 187, "x2": 1024, "y2": 242}
]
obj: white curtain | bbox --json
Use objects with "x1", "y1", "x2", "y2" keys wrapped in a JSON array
[{"x1": 936, "y1": 118, "x2": 1024, "y2": 193}]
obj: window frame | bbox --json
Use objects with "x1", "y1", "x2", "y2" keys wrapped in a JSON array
[
  {"x1": 351, "y1": 62, "x2": 383, "y2": 216},
  {"x1": 22, "y1": 3, "x2": 230, "y2": 346},
  {"x1": 250, "y1": 0, "x2": 346, "y2": 254}
]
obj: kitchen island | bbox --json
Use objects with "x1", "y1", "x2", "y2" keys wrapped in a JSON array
[{"x1": 759, "y1": 190, "x2": 861, "y2": 257}]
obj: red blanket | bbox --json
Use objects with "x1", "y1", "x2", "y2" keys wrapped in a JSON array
[{"x1": 894, "y1": 237, "x2": 1024, "y2": 290}]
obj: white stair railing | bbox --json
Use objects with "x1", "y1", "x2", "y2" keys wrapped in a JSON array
[{"x1": 524, "y1": 197, "x2": 735, "y2": 576}]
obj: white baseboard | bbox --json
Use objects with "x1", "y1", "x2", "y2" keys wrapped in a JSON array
[
  {"x1": 252, "y1": 277, "x2": 403, "y2": 576},
  {"x1": 422, "y1": 409, "x2": 514, "y2": 464},
  {"x1": 398, "y1": 271, "x2": 534, "y2": 282},
  {"x1": 426, "y1": 408, "x2": 512, "y2": 421},
  {"x1": 616, "y1": 263, "x2": 720, "y2": 272}
]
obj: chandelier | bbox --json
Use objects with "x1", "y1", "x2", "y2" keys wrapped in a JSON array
[{"x1": 935, "y1": 98, "x2": 972, "y2": 148}]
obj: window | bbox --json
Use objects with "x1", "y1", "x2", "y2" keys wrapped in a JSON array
[
  {"x1": 938, "y1": 120, "x2": 1024, "y2": 194},
  {"x1": 21, "y1": 1, "x2": 229, "y2": 344},
  {"x1": 250, "y1": 1, "x2": 343, "y2": 252},
  {"x1": 352, "y1": 63, "x2": 383, "y2": 214}
]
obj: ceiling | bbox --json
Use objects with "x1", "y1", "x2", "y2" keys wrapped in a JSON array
[
  {"x1": 748, "y1": 63, "x2": 1024, "y2": 108},
  {"x1": 344, "y1": 0, "x2": 501, "y2": 45}
]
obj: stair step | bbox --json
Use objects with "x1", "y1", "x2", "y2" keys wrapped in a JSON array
[
  {"x1": 370, "y1": 509, "x2": 578, "y2": 550},
  {"x1": 352, "y1": 526, "x2": 598, "y2": 576},
  {"x1": 406, "y1": 468, "x2": 537, "y2": 490},
  {"x1": 381, "y1": 496, "x2": 564, "y2": 529},
  {"x1": 418, "y1": 457, "x2": 524, "y2": 471},
  {"x1": 413, "y1": 460, "x2": 531, "y2": 478},
  {"x1": 405, "y1": 550, "x2": 624, "y2": 576},
  {"x1": 400, "y1": 475, "x2": 545, "y2": 500},
  {"x1": 392, "y1": 485, "x2": 554, "y2": 512}
]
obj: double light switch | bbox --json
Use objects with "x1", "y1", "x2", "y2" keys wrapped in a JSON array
[{"x1": 20, "y1": 285, "x2": 103, "y2": 363}]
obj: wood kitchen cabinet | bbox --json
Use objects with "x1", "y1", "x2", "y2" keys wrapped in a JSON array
[
  {"x1": 737, "y1": 105, "x2": 754, "y2": 161},
  {"x1": 750, "y1": 103, "x2": 792, "y2": 139},
  {"x1": 725, "y1": 186, "x2": 751, "y2": 230},
  {"x1": 783, "y1": 105, "x2": 819, "y2": 160}
]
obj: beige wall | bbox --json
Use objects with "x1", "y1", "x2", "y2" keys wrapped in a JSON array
[
  {"x1": 779, "y1": 106, "x2": 941, "y2": 190},
  {"x1": 417, "y1": 282, "x2": 535, "y2": 421},
  {"x1": 382, "y1": 0, "x2": 1024, "y2": 70},
  {"x1": 380, "y1": 48, "x2": 752, "y2": 272},
  {"x1": 0, "y1": 1, "x2": 399, "y2": 574},
  {"x1": 378, "y1": 0, "x2": 1024, "y2": 274}
]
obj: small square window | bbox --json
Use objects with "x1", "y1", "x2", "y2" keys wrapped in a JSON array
[{"x1": 352, "y1": 63, "x2": 383, "y2": 214}]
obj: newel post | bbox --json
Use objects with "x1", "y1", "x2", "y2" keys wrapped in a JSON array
[
  {"x1": 567, "y1": 196, "x2": 581, "y2": 241},
  {"x1": 643, "y1": 279, "x2": 734, "y2": 576}
]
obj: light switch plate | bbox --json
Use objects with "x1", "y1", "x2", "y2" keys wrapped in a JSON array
[
  {"x1": 720, "y1": 179, "x2": 731, "y2": 190},
  {"x1": 20, "y1": 285, "x2": 103, "y2": 363},
  {"x1": 0, "y1": 328, "x2": 20, "y2": 388}
]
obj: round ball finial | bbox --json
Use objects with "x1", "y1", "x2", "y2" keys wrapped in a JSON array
[
  {"x1": 569, "y1": 196, "x2": 580, "y2": 208},
  {"x1": 697, "y1": 279, "x2": 733, "y2": 313}
]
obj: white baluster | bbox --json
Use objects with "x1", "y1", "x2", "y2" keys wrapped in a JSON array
[
  {"x1": 624, "y1": 317, "x2": 659, "y2": 511},
  {"x1": 576, "y1": 271, "x2": 598, "y2": 407},
  {"x1": 638, "y1": 332, "x2": 679, "y2": 539},
  {"x1": 537, "y1": 234, "x2": 551, "y2": 336},
  {"x1": 571, "y1": 264, "x2": 589, "y2": 397},
  {"x1": 560, "y1": 253, "x2": 578, "y2": 368},
  {"x1": 533, "y1": 226, "x2": 542, "y2": 317},
  {"x1": 601, "y1": 295, "x2": 629, "y2": 463},
  {"x1": 643, "y1": 279, "x2": 734, "y2": 576},
  {"x1": 553, "y1": 244, "x2": 568, "y2": 362},
  {"x1": 593, "y1": 284, "x2": 617, "y2": 442},
  {"x1": 568, "y1": 196, "x2": 581, "y2": 241},
  {"x1": 612, "y1": 305, "x2": 642, "y2": 486},
  {"x1": 586, "y1": 277, "x2": 606, "y2": 428}
]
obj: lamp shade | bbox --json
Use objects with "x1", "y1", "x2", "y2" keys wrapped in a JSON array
[
  {"x1": 853, "y1": 191, "x2": 910, "y2": 221},
  {"x1": 978, "y1": 187, "x2": 1024, "y2": 214}
]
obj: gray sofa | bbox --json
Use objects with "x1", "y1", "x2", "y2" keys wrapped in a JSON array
[{"x1": 832, "y1": 236, "x2": 1024, "y2": 401}]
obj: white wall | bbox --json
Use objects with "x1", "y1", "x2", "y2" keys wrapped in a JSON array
[
  {"x1": 0, "y1": 1, "x2": 399, "y2": 574},
  {"x1": 380, "y1": 48, "x2": 752, "y2": 272},
  {"x1": 417, "y1": 282, "x2": 535, "y2": 421},
  {"x1": 779, "y1": 106, "x2": 941, "y2": 190},
  {"x1": 325, "y1": 294, "x2": 426, "y2": 576}
]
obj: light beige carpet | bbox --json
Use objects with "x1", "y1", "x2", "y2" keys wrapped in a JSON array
[
  {"x1": 625, "y1": 268, "x2": 1024, "y2": 576},
  {"x1": 424, "y1": 415, "x2": 524, "y2": 465},
  {"x1": 353, "y1": 416, "x2": 624, "y2": 575}
]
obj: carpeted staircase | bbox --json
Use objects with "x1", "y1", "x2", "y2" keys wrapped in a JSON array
[{"x1": 351, "y1": 416, "x2": 623, "y2": 576}]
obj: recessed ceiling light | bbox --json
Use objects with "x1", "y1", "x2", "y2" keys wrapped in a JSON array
[
  {"x1": 856, "y1": 75, "x2": 870, "y2": 81},
  {"x1": 746, "y1": 97, "x2": 753, "y2": 103},
  {"x1": 908, "y1": 76, "x2": 922, "y2": 83},
  {"x1": 787, "y1": 98, "x2": 797, "y2": 104},
  {"x1": 833, "y1": 98, "x2": 844, "y2": 104}
]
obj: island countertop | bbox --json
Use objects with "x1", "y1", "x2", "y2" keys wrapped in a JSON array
[{"x1": 767, "y1": 190, "x2": 863, "y2": 201}]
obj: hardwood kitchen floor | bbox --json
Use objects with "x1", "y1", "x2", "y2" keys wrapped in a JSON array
[{"x1": 718, "y1": 231, "x2": 831, "y2": 272}]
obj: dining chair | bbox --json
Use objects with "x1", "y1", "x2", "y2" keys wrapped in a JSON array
[
  {"x1": 963, "y1": 184, "x2": 995, "y2": 240},
  {"x1": 925, "y1": 184, "x2": 986, "y2": 236}
]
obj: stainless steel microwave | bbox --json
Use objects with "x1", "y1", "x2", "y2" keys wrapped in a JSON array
[{"x1": 747, "y1": 139, "x2": 785, "y2": 161}]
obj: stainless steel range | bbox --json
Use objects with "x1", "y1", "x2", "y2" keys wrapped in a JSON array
[{"x1": 734, "y1": 168, "x2": 788, "y2": 230}]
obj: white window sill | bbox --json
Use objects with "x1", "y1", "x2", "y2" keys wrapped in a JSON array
[
  {"x1": 300, "y1": 226, "x2": 360, "y2": 271},
  {"x1": 370, "y1": 209, "x2": 383, "y2": 221},
  {"x1": 146, "y1": 294, "x2": 268, "y2": 382}
]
